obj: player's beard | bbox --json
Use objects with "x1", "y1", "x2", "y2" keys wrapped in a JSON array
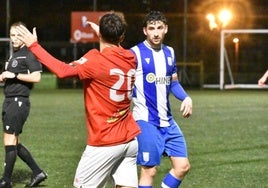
[{"x1": 150, "y1": 38, "x2": 162, "y2": 50}]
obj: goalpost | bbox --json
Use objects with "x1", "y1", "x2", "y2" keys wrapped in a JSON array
[
  {"x1": 0, "y1": 38, "x2": 12, "y2": 87},
  {"x1": 0, "y1": 37, "x2": 12, "y2": 57},
  {"x1": 218, "y1": 29, "x2": 268, "y2": 90}
]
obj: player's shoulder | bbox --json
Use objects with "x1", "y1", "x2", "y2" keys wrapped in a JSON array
[{"x1": 162, "y1": 44, "x2": 174, "y2": 51}]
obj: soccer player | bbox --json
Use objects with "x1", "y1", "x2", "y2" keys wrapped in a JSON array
[
  {"x1": 258, "y1": 70, "x2": 268, "y2": 86},
  {"x1": 0, "y1": 22, "x2": 47, "y2": 187},
  {"x1": 130, "y1": 11, "x2": 193, "y2": 188},
  {"x1": 16, "y1": 12, "x2": 141, "y2": 187}
]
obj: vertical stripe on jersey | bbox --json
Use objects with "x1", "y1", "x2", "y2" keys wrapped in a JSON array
[
  {"x1": 131, "y1": 45, "x2": 149, "y2": 121},
  {"x1": 138, "y1": 43, "x2": 159, "y2": 125},
  {"x1": 162, "y1": 46, "x2": 174, "y2": 119}
]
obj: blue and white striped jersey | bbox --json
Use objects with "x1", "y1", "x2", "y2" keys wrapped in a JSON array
[{"x1": 131, "y1": 40, "x2": 178, "y2": 127}]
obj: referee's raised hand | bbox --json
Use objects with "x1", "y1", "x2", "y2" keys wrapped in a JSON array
[{"x1": 15, "y1": 25, "x2": 38, "y2": 47}]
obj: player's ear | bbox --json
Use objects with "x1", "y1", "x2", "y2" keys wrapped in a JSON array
[
  {"x1": 164, "y1": 25, "x2": 168, "y2": 34},
  {"x1": 143, "y1": 27, "x2": 147, "y2": 36},
  {"x1": 119, "y1": 35, "x2": 125, "y2": 43}
]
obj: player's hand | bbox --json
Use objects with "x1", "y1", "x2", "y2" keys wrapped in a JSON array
[
  {"x1": 1, "y1": 71, "x2": 16, "y2": 80},
  {"x1": 86, "y1": 21, "x2": 99, "y2": 37},
  {"x1": 15, "y1": 25, "x2": 38, "y2": 47},
  {"x1": 0, "y1": 73, "x2": 4, "y2": 82},
  {"x1": 180, "y1": 96, "x2": 192, "y2": 118},
  {"x1": 258, "y1": 76, "x2": 267, "y2": 87}
]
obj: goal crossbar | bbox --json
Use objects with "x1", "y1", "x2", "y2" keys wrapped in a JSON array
[{"x1": 219, "y1": 29, "x2": 268, "y2": 90}]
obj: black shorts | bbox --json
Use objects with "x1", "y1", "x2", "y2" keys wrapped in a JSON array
[{"x1": 2, "y1": 96, "x2": 30, "y2": 135}]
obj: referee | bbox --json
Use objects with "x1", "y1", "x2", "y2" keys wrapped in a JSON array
[{"x1": 0, "y1": 22, "x2": 47, "y2": 187}]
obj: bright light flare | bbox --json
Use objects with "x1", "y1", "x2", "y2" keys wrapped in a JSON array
[
  {"x1": 233, "y1": 37, "x2": 239, "y2": 43},
  {"x1": 206, "y1": 9, "x2": 233, "y2": 30},
  {"x1": 206, "y1": 13, "x2": 218, "y2": 30},
  {"x1": 218, "y1": 9, "x2": 232, "y2": 28}
]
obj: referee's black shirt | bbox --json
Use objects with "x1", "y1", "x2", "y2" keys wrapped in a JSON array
[{"x1": 3, "y1": 46, "x2": 42, "y2": 97}]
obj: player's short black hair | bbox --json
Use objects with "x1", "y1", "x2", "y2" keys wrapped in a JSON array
[
  {"x1": 142, "y1": 11, "x2": 167, "y2": 27},
  {"x1": 99, "y1": 11, "x2": 127, "y2": 44}
]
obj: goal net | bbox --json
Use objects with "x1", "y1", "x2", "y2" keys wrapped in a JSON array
[{"x1": 210, "y1": 29, "x2": 268, "y2": 90}]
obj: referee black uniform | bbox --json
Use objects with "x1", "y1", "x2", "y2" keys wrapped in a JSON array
[
  {"x1": 2, "y1": 45, "x2": 42, "y2": 135},
  {"x1": 0, "y1": 44, "x2": 47, "y2": 187}
]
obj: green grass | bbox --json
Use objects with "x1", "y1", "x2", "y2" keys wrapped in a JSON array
[
  {"x1": 34, "y1": 73, "x2": 57, "y2": 90},
  {"x1": 0, "y1": 89, "x2": 267, "y2": 187}
]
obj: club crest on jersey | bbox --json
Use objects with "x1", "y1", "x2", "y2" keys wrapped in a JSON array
[
  {"x1": 11, "y1": 59, "x2": 18, "y2": 67},
  {"x1": 167, "y1": 57, "x2": 172, "y2": 66}
]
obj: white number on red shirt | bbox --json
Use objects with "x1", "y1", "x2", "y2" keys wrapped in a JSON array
[{"x1": 110, "y1": 68, "x2": 135, "y2": 102}]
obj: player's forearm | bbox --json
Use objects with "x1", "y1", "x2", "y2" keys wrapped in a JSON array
[
  {"x1": 16, "y1": 71, "x2": 41, "y2": 83},
  {"x1": 29, "y1": 42, "x2": 78, "y2": 78},
  {"x1": 263, "y1": 70, "x2": 268, "y2": 79},
  {"x1": 171, "y1": 80, "x2": 188, "y2": 101}
]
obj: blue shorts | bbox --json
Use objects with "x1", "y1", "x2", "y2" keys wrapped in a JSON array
[{"x1": 136, "y1": 120, "x2": 188, "y2": 166}]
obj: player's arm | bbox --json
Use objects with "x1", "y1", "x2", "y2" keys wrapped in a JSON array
[
  {"x1": 15, "y1": 71, "x2": 41, "y2": 83},
  {"x1": 86, "y1": 21, "x2": 99, "y2": 36},
  {"x1": 0, "y1": 70, "x2": 41, "y2": 83},
  {"x1": 0, "y1": 71, "x2": 14, "y2": 82},
  {"x1": 15, "y1": 26, "x2": 78, "y2": 78},
  {"x1": 171, "y1": 74, "x2": 192, "y2": 118}
]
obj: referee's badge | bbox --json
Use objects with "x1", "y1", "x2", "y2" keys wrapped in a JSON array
[{"x1": 12, "y1": 59, "x2": 18, "y2": 67}]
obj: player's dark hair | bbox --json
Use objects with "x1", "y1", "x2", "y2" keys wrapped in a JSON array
[
  {"x1": 99, "y1": 12, "x2": 127, "y2": 45},
  {"x1": 142, "y1": 11, "x2": 167, "y2": 27}
]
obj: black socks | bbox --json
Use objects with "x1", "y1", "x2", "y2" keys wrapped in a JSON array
[
  {"x1": 3, "y1": 145, "x2": 17, "y2": 182},
  {"x1": 17, "y1": 143, "x2": 42, "y2": 175}
]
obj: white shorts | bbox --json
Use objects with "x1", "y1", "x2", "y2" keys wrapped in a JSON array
[{"x1": 73, "y1": 139, "x2": 138, "y2": 188}]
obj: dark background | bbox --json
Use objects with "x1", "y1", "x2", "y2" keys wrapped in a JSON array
[{"x1": 1, "y1": 0, "x2": 268, "y2": 87}]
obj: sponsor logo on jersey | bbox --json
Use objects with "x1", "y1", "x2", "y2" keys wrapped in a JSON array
[
  {"x1": 146, "y1": 73, "x2": 155, "y2": 83},
  {"x1": 146, "y1": 73, "x2": 171, "y2": 85}
]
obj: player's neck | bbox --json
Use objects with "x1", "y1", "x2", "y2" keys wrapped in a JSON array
[
  {"x1": 145, "y1": 40, "x2": 161, "y2": 51},
  {"x1": 100, "y1": 41, "x2": 119, "y2": 52}
]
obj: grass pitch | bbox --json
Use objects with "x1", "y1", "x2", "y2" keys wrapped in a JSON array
[{"x1": 0, "y1": 88, "x2": 267, "y2": 187}]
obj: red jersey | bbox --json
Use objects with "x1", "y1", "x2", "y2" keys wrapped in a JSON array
[{"x1": 29, "y1": 42, "x2": 140, "y2": 146}]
